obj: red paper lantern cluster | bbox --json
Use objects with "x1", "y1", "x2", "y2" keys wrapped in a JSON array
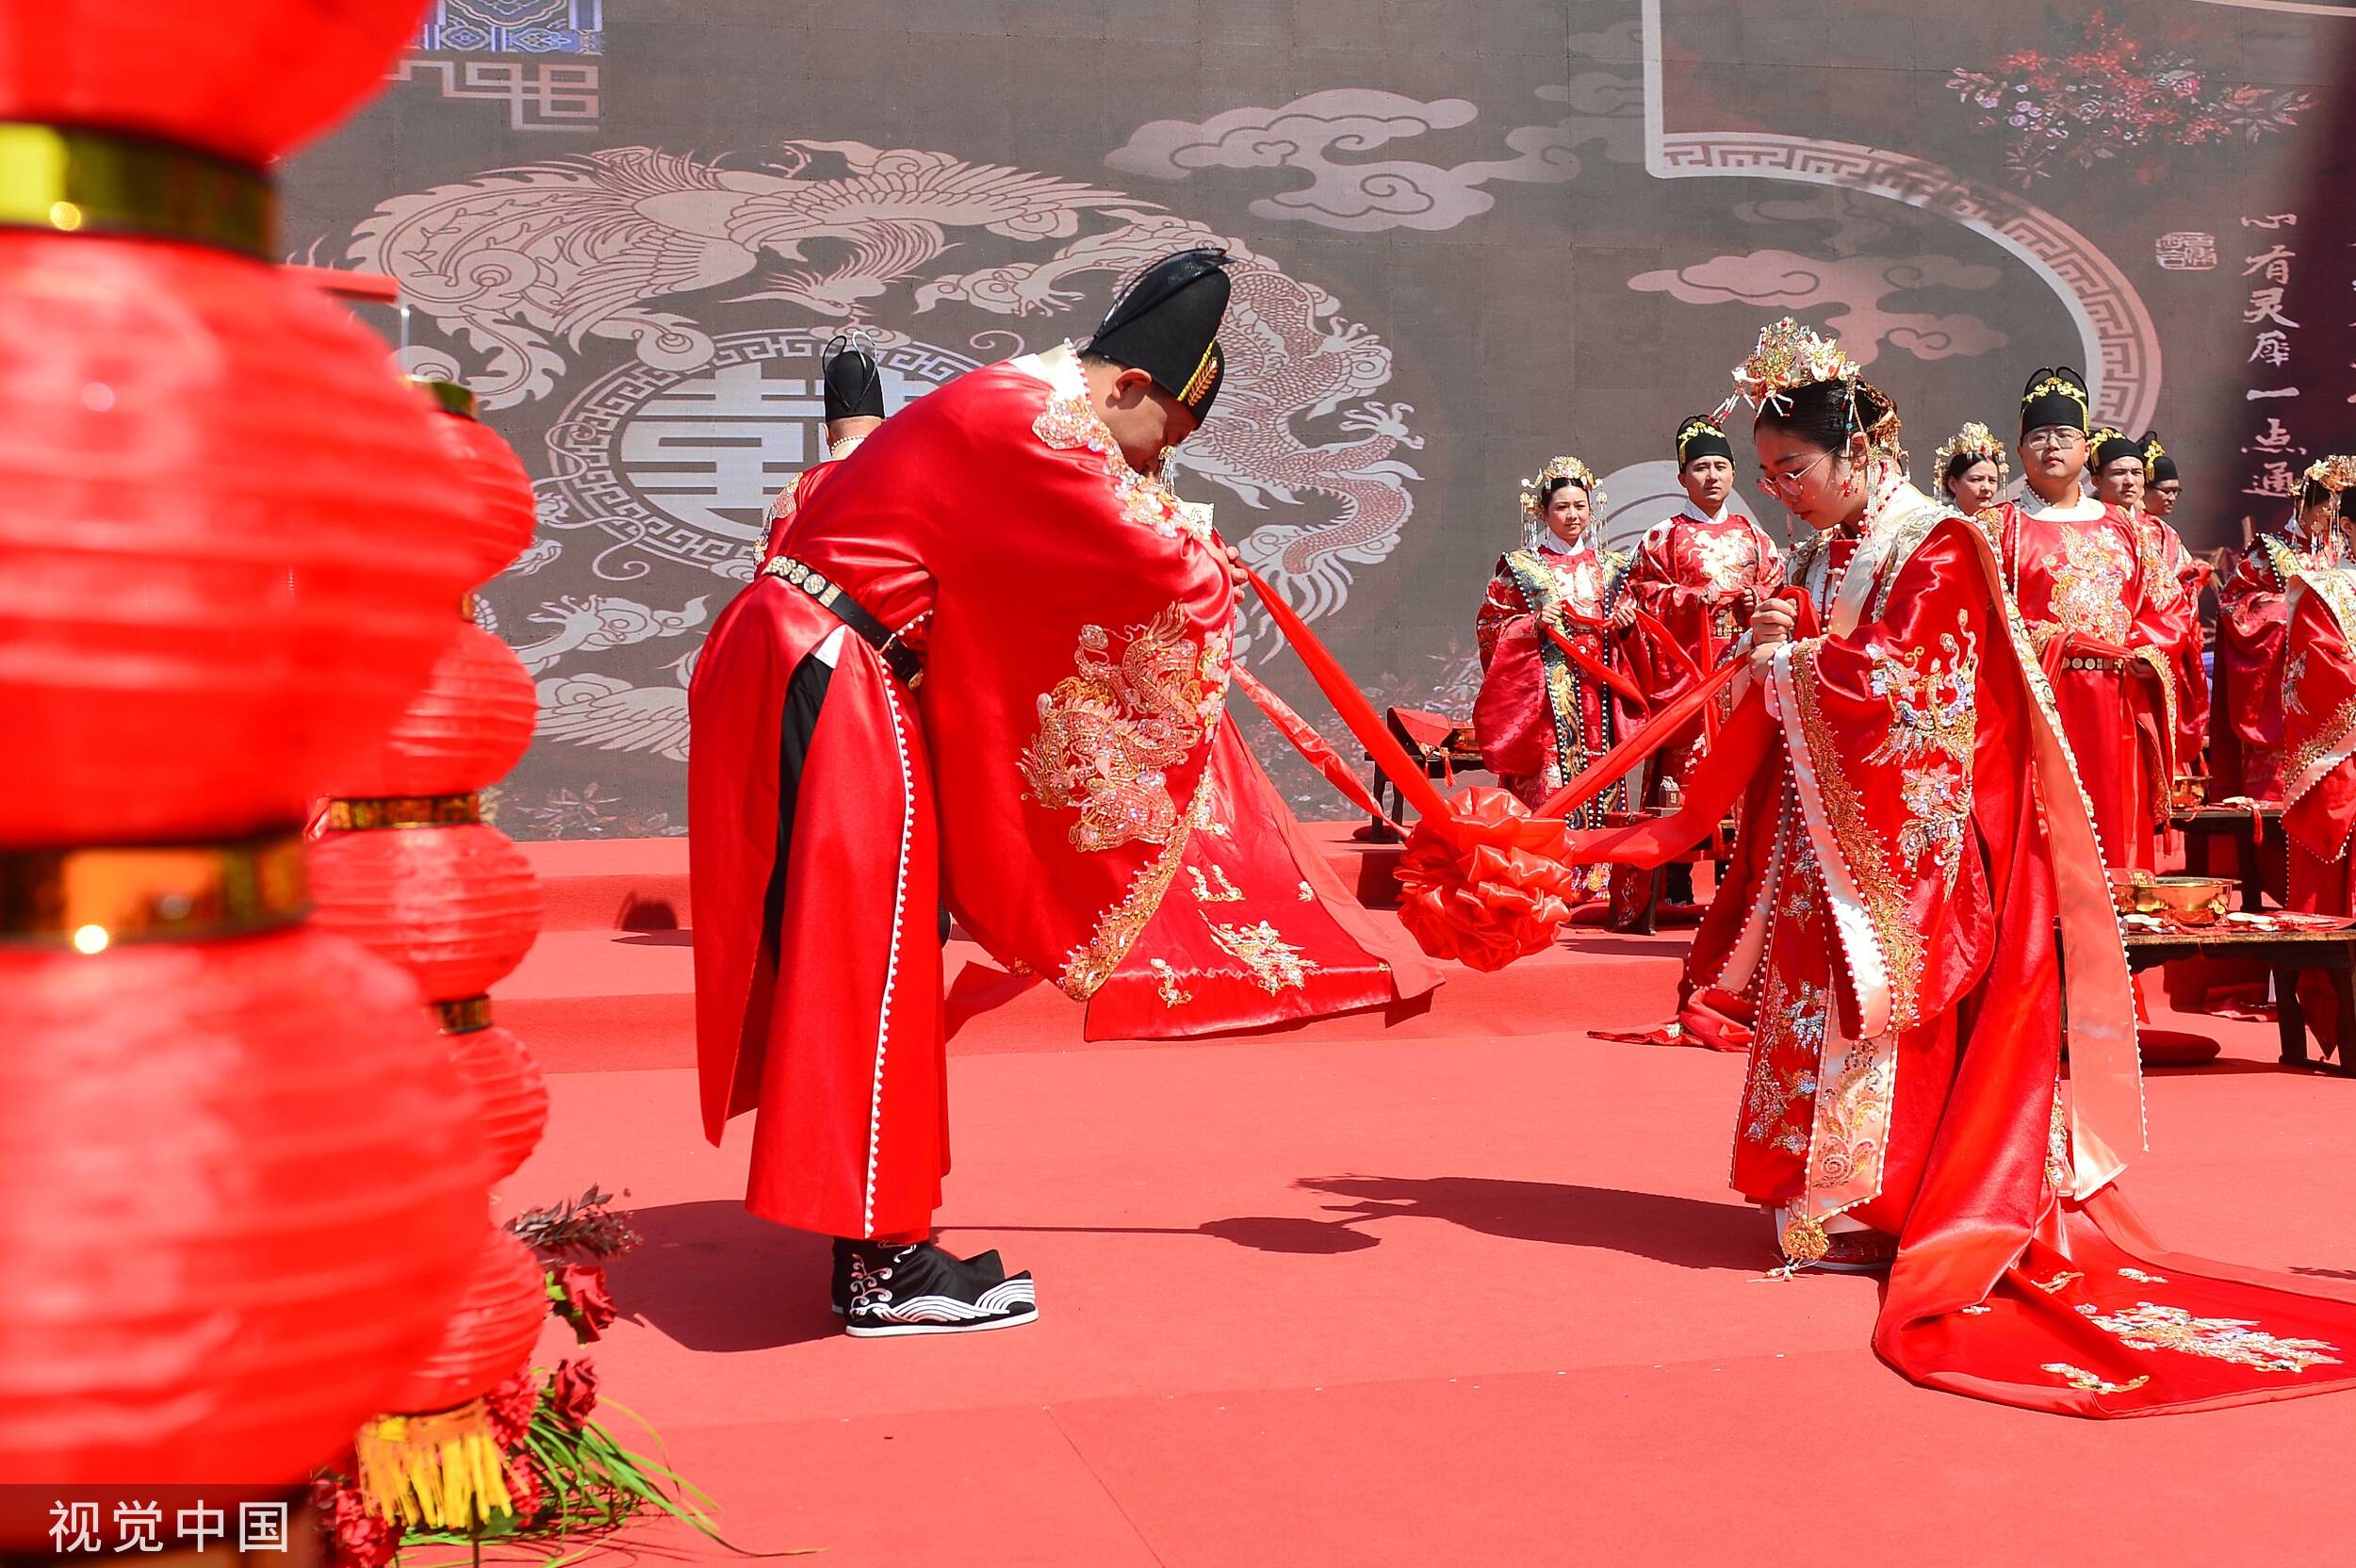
[
  {"x1": 449, "y1": 1024, "x2": 551, "y2": 1184},
  {"x1": 0, "y1": 0, "x2": 490, "y2": 1504},
  {"x1": 309, "y1": 384, "x2": 557, "y2": 1471},
  {"x1": 310, "y1": 823, "x2": 544, "y2": 1004},
  {"x1": 385, "y1": 1230, "x2": 550, "y2": 1415}
]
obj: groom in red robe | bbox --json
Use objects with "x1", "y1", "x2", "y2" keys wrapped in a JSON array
[{"x1": 689, "y1": 251, "x2": 1435, "y2": 1336}]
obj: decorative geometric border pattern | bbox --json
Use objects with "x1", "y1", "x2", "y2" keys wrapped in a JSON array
[
  {"x1": 416, "y1": 0, "x2": 602, "y2": 55},
  {"x1": 390, "y1": 57, "x2": 599, "y2": 133},
  {"x1": 1637, "y1": 0, "x2": 2162, "y2": 430}
]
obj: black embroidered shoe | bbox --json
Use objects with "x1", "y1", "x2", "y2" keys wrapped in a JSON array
[
  {"x1": 831, "y1": 1238, "x2": 1006, "y2": 1315},
  {"x1": 842, "y1": 1242, "x2": 1038, "y2": 1338}
]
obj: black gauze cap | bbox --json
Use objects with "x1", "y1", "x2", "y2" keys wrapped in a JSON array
[
  {"x1": 1676, "y1": 414, "x2": 1733, "y2": 466},
  {"x1": 1086, "y1": 247, "x2": 1234, "y2": 418},
  {"x1": 2021, "y1": 367, "x2": 2090, "y2": 436},
  {"x1": 2090, "y1": 427, "x2": 2144, "y2": 473},
  {"x1": 822, "y1": 335, "x2": 885, "y2": 423},
  {"x1": 2142, "y1": 430, "x2": 2178, "y2": 484}
]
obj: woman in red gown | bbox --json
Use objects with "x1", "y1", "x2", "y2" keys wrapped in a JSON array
[
  {"x1": 1565, "y1": 318, "x2": 2356, "y2": 1415},
  {"x1": 2216, "y1": 472, "x2": 2350, "y2": 801},
  {"x1": 1474, "y1": 456, "x2": 1633, "y2": 824}
]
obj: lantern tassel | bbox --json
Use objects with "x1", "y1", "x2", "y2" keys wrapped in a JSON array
[{"x1": 356, "y1": 1399, "x2": 515, "y2": 1530}]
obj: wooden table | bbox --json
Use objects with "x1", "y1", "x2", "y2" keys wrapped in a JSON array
[
  {"x1": 2123, "y1": 925, "x2": 2356, "y2": 1071},
  {"x1": 2169, "y1": 806, "x2": 2282, "y2": 912}
]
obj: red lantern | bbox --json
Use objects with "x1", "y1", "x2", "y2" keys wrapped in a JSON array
[
  {"x1": 0, "y1": 927, "x2": 487, "y2": 1485},
  {"x1": 332, "y1": 624, "x2": 538, "y2": 800},
  {"x1": 414, "y1": 382, "x2": 540, "y2": 583},
  {"x1": 0, "y1": 0, "x2": 434, "y2": 162},
  {"x1": 308, "y1": 824, "x2": 543, "y2": 1002},
  {"x1": 447, "y1": 1023, "x2": 548, "y2": 1184},
  {"x1": 0, "y1": 232, "x2": 480, "y2": 846},
  {"x1": 385, "y1": 1228, "x2": 548, "y2": 1415}
]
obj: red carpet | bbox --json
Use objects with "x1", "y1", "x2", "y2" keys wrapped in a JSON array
[{"x1": 499, "y1": 835, "x2": 2356, "y2": 1566}]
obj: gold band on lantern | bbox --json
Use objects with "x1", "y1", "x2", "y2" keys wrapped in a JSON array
[
  {"x1": 434, "y1": 994, "x2": 495, "y2": 1035},
  {"x1": 406, "y1": 376, "x2": 482, "y2": 421},
  {"x1": 0, "y1": 832, "x2": 309, "y2": 949},
  {"x1": 0, "y1": 122, "x2": 274, "y2": 257},
  {"x1": 322, "y1": 793, "x2": 483, "y2": 830}
]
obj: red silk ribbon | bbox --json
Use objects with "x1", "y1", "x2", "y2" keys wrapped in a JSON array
[{"x1": 1229, "y1": 663, "x2": 1404, "y2": 834}]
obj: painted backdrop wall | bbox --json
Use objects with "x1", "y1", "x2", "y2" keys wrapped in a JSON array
[{"x1": 284, "y1": 0, "x2": 2356, "y2": 837}]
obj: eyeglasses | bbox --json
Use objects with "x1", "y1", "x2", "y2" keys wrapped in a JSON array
[
  {"x1": 2022, "y1": 428, "x2": 2086, "y2": 450},
  {"x1": 1759, "y1": 449, "x2": 1833, "y2": 497}
]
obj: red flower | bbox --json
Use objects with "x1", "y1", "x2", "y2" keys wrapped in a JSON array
[
  {"x1": 503, "y1": 1454, "x2": 548, "y2": 1526},
  {"x1": 484, "y1": 1368, "x2": 540, "y2": 1449},
  {"x1": 548, "y1": 1358, "x2": 600, "y2": 1430},
  {"x1": 551, "y1": 1263, "x2": 618, "y2": 1343},
  {"x1": 309, "y1": 1476, "x2": 401, "y2": 1568}
]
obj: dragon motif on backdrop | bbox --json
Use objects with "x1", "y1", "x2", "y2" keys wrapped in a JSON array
[{"x1": 347, "y1": 139, "x2": 1423, "y2": 624}]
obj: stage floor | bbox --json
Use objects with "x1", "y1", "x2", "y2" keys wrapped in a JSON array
[{"x1": 497, "y1": 836, "x2": 2356, "y2": 1566}]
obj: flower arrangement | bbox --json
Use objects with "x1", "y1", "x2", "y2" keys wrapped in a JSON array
[
  {"x1": 1948, "y1": 9, "x2": 2313, "y2": 186},
  {"x1": 314, "y1": 1185, "x2": 732, "y2": 1566}
]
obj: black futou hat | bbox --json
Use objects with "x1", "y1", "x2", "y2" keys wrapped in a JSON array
[
  {"x1": 1676, "y1": 414, "x2": 1733, "y2": 467},
  {"x1": 821, "y1": 334, "x2": 886, "y2": 423},
  {"x1": 2142, "y1": 431, "x2": 2178, "y2": 485},
  {"x1": 2090, "y1": 427, "x2": 2145, "y2": 474},
  {"x1": 2020, "y1": 367, "x2": 2091, "y2": 436},
  {"x1": 1086, "y1": 247, "x2": 1234, "y2": 420}
]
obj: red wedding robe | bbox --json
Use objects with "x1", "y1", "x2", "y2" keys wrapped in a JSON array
[
  {"x1": 754, "y1": 435, "x2": 861, "y2": 570},
  {"x1": 1987, "y1": 495, "x2": 2179, "y2": 872},
  {"x1": 1618, "y1": 506, "x2": 1784, "y2": 784},
  {"x1": 2132, "y1": 510, "x2": 2211, "y2": 771},
  {"x1": 1473, "y1": 543, "x2": 1631, "y2": 811},
  {"x1": 1567, "y1": 478, "x2": 2356, "y2": 1415},
  {"x1": 2281, "y1": 566, "x2": 2356, "y2": 1055},
  {"x1": 2214, "y1": 526, "x2": 2344, "y2": 801},
  {"x1": 690, "y1": 345, "x2": 1436, "y2": 1238}
]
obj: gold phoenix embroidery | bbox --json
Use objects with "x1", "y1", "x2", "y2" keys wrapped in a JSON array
[
  {"x1": 2037, "y1": 526, "x2": 2134, "y2": 645},
  {"x1": 1864, "y1": 621, "x2": 1978, "y2": 894},
  {"x1": 1204, "y1": 918, "x2": 1317, "y2": 994},
  {"x1": 1188, "y1": 863, "x2": 1244, "y2": 903},
  {"x1": 1033, "y1": 393, "x2": 1209, "y2": 543},
  {"x1": 2043, "y1": 1363, "x2": 2151, "y2": 1396},
  {"x1": 2072, "y1": 1300, "x2": 2343, "y2": 1373},
  {"x1": 1022, "y1": 604, "x2": 1211, "y2": 853},
  {"x1": 1793, "y1": 642, "x2": 1927, "y2": 1032},
  {"x1": 1148, "y1": 958, "x2": 1192, "y2": 1007},
  {"x1": 1056, "y1": 771, "x2": 1216, "y2": 1000},
  {"x1": 1692, "y1": 528, "x2": 1759, "y2": 595}
]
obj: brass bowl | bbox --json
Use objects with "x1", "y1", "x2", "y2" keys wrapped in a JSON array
[{"x1": 2138, "y1": 874, "x2": 2233, "y2": 925}]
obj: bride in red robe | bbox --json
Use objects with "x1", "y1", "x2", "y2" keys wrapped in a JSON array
[
  {"x1": 1474, "y1": 455, "x2": 1634, "y2": 823},
  {"x1": 2277, "y1": 458, "x2": 2356, "y2": 1058},
  {"x1": 2215, "y1": 474, "x2": 2350, "y2": 802},
  {"x1": 1563, "y1": 318, "x2": 2356, "y2": 1415}
]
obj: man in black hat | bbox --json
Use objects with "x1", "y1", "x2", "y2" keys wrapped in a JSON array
[
  {"x1": 689, "y1": 251, "x2": 1268, "y2": 1336},
  {"x1": 756, "y1": 332, "x2": 892, "y2": 569},
  {"x1": 2087, "y1": 426, "x2": 2146, "y2": 514},
  {"x1": 2143, "y1": 430, "x2": 2184, "y2": 522},
  {"x1": 1617, "y1": 414, "x2": 1782, "y2": 915},
  {"x1": 2125, "y1": 431, "x2": 2209, "y2": 776},
  {"x1": 1984, "y1": 369, "x2": 2179, "y2": 873}
]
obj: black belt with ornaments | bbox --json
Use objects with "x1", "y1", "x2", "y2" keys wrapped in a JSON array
[{"x1": 765, "y1": 556, "x2": 924, "y2": 688}]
